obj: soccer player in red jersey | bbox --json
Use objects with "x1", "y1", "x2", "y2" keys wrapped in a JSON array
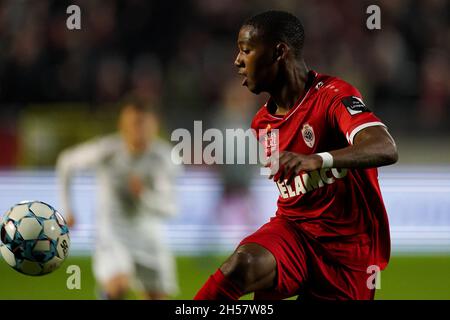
[{"x1": 194, "y1": 10, "x2": 398, "y2": 300}]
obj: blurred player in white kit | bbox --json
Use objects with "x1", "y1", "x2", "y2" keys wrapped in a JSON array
[{"x1": 57, "y1": 99, "x2": 180, "y2": 299}]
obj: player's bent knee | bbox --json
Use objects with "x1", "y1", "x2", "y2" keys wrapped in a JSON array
[
  {"x1": 220, "y1": 251, "x2": 253, "y2": 290},
  {"x1": 220, "y1": 244, "x2": 276, "y2": 292}
]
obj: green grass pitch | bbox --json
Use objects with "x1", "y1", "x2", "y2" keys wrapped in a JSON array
[{"x1": 0, "y1": 255, "x2": 449, "y2": 300}]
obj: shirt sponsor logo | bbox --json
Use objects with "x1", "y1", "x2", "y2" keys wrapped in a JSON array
[
  {"x1": 276, "y1": 168, "x2": 348, "y2": 198},
  {"x1": 342, "y1": 96, "x2": 371, "y2": 115},
  {"x1": 301, "y1": 123, "x2": 315, "y2": 148}
]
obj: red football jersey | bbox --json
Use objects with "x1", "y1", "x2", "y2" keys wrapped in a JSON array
[{"x1": 251, "y1": 71, "x2": 391, "y2": 271}]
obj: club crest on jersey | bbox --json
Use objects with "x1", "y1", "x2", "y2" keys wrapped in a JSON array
[{"x1": 301, "y1": 123, "x2": 315, "y2": 148}]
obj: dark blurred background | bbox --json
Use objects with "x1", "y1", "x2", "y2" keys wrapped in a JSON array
[
  {"x1": 0, "y1": 0, "x2": 449, "y2": 167},
  {"x1": 0, "y1": 0, "x2": 450, "y2": 300}
]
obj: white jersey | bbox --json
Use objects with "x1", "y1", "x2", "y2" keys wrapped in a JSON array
[{"x1": 56, "y1": 133, "x2": 180, "y2": 268}]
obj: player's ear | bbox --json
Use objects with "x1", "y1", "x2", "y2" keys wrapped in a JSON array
[{"x1": 274, "y1": 43, "x2": 289, "y2": 62}]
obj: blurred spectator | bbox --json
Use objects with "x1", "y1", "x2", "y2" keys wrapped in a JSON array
[
  {"x1": 94, "y1": 55, "x2": 127, "y2": 104},
  {"x1": 417, "y1": 49, "x2": 450, "y2": 131},
  {"x1": 130, "y1": 54, "x2": 163, "y2": 108},
  {"x1": 0, "y1": 111, "x2": 19, "y2": 167}
]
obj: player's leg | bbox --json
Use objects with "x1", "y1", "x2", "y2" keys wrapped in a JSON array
[
  {"x1": 221, "y1": 243, "x2": 277, "y2": 292},
  {"x1": 102, "y1": 273, "x2": 130, "y2": 300},
  {"x1": 142, "y1": 292, "x2": 168, "y2": 300},
  {"x1": 93, "y1": 238, "x2": 134, "y2": 300},
  {"x1": 194, "y1": 243, "x2": 276, "y2": 300},
  {"x1": 195, "y1": 216, "x2": 310, "y2": 300},
  {"x1": 133, "y1": 259, "x2": 179, "y2": 300}
]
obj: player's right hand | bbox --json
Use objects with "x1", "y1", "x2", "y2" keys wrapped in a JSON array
[{"x1": 267, "y1": 151, "x2": 322, "y2": 184}]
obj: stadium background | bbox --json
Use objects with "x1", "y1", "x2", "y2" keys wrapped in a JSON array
[{"x1": 0, "y1": 0, "x2": 449, "y2": 299}]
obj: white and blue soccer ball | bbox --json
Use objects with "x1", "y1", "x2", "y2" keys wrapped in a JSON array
[{"x1": 0, "y1": 200, "x2": 70, "y2": 276}]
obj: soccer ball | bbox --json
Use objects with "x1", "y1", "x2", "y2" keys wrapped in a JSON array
[{"x1": 0, "y1": 200, "x2": 70, "y2": 276}]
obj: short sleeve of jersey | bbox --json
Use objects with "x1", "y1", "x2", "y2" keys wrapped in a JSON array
[{"x1": 327, "y1": 81, "x2": 386, "y2": 145}]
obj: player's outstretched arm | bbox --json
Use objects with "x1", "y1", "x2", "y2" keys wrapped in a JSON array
[
  {"x1": 328, "y1": 125, "x2": 398, "y2": 168},
  {"x1": 270, "y1": 126, "x2": 398, "y2": 183},
  {"x1": 55, "y1": 135, "x2": 118, "y2": 226}
]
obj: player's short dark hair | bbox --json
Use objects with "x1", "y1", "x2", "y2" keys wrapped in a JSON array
[{"x1": 243, "y1": 10, "x2": 305, "y2": 58}]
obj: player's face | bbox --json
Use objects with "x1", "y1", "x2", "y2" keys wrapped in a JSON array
[
  {"x1": 119, "y1": 106, "x2": 157, "y2": 155},
  {"x1": 234, "y1": 25, "x2": 278, "y2": 94}
]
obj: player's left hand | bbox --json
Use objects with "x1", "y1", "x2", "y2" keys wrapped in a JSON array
[{"x1": 268, "y1": 151, "x2": 322, "y2": 183}]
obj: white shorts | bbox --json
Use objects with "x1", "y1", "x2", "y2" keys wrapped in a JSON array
[{"x1": 92, "y1": 236, "x2": 178, "y2": 295}]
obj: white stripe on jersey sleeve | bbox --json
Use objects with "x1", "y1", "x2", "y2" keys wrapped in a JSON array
[{"x1": 347, "y1": 121, "x2": 386, "y2": 145}]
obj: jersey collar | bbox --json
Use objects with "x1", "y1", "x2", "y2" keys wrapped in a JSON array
[{"x1": 266, "y1": 70, "x2": 318, "y2": 120}]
